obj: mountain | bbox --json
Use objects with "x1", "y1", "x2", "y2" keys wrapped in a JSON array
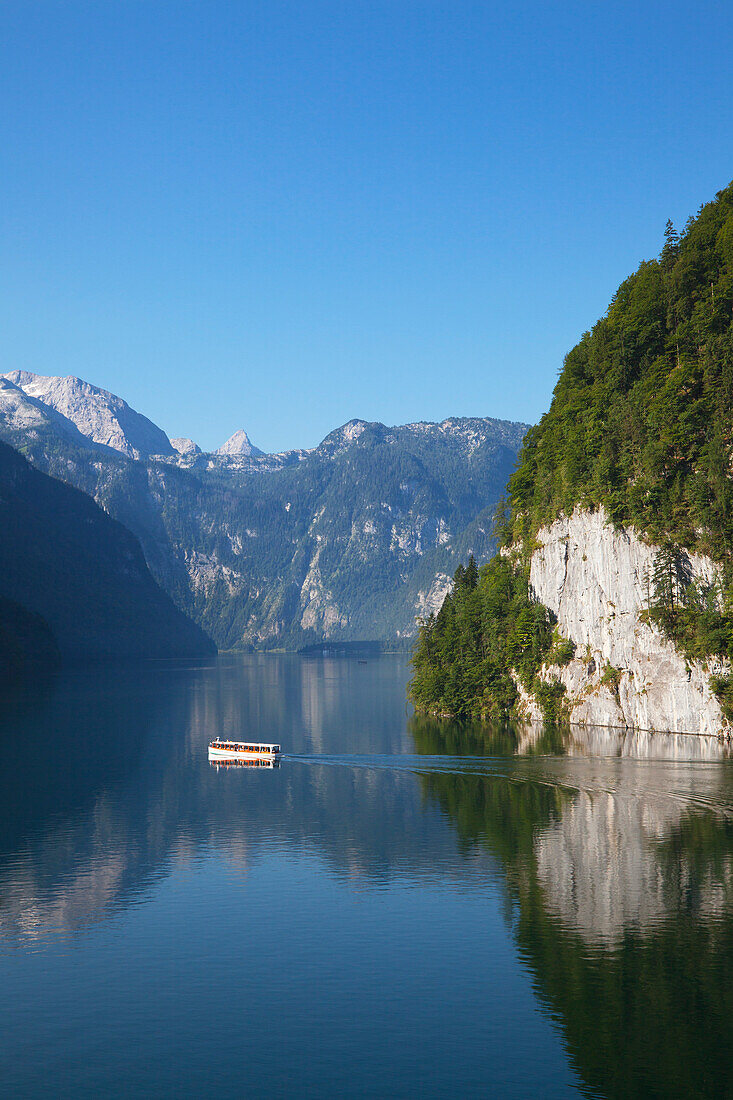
[
  {"x1": 2, "y1": 371, "x2": 174, "y2": 459},
  {"x1": 171, "y1": 437, "x2": 201, "y2": 455},
  {"x1": 411, "y1": 180, "x2": 733, "y2": 736},
  {"x1": 0, "y1": 375, "x2": 102, "y2": 452},
  {"x1": 215, "y1": 429, "x2": 262, "y2": 457},
  {"x1": 0, "y1": 439, "x2": 215, "y2": 665},
  {"x1": 0, "y1": 376, "x2": 528, "y2": 648}
]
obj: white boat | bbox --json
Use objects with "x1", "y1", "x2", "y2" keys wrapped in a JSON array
[{"x1": 208, "y1": 739, "x2": 281, "y2": 761}]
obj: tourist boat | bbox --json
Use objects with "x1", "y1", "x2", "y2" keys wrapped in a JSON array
[{"x1": 208, "y1": 739, "x2": 281, "y2": 761}]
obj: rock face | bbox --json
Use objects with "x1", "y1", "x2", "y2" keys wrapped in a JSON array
[
  {"x1": 0, "y1": 382, "x2": 528, "y2": 646},
  {"x1": 215, "y1": 429, "x2": 262, "y2": 457},
  {"x1": 171, "y1": 437, "x2": 201, "y2": 456},
  {"x1": 415, "y1": 573, "x2": 453, "y2": 618},
  {"x1": 0, "y1": 376, "x2": 96, "y2": 449},
  {"x1": 1, "y1": 371, "x2": 174, "y2": 459},
  {"x1": 524, "y1": 506, "x2": 728, "y2": 735},
  {"x1": 0, "y1": 370, "x2": 528, "y2": 649},
  {"x1": 531, "y1": 752, "x2": 733, "y2": 944}
]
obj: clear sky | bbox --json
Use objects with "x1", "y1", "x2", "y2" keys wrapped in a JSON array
[{"x1": 2, "y1": 1, "x2": 732, "y2": 453}]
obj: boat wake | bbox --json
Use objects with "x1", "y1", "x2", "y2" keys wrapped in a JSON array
[{"x1": 282, "y1": 751, "x2": 733, "y2": 820}]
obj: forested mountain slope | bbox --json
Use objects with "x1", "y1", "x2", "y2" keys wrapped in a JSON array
[
  {"x1": 411, "y1": 181, "x2": 733, "y2": 734},
  {"x1": 508, "y1": 191, "x2": 733, "y2": 557},
  {"x1": 0, "y1": 376, "x2": 528, "y2": 648},
  {"x1": 0, "y1": 440, "x2": 214, "y2": 665}
]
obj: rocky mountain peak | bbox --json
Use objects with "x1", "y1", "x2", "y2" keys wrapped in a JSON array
[
  {"x1": 1, "y1": 370, "x2": 174, "y2": 459},
  {"x1": 318, "y1": 419, "x2": 374, "y2": 455},
  {"x1": 171, "y1": 437, "x2": 201, "y2": 456},
  {"x1": 215, "y1": 429, "x2": 263, "y2": 457},
  {"x1": 340, "y1": 419, "x2": 368, "y2": 442}
]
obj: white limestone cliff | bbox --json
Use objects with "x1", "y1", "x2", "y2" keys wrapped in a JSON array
[{"x1": 520, "y1": 506, "x2": 730, "y2": 736}]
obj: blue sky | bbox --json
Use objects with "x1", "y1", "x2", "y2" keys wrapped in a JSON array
[{"x1": 2, "y1": 1, "x2": 732, "y2": 453}]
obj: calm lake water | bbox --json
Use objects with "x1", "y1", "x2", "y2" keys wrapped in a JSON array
[{"x1": 2, "y1": 654, "x2": 733, "y2": 1098}]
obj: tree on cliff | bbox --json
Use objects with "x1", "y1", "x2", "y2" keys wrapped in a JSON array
[{"x1": 651, "y1": 540, "x2": 693, "y2": 615}]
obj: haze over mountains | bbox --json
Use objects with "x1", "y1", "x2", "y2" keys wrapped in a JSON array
[
  {"x1": 0, "y1": 370, "x2": 528, "y2": 651},
  {"x1": 0, "y1": 439, "x2": 214, "y2": 674}
]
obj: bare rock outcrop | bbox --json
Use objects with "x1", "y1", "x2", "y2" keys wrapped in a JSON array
[
  {"x1": 215, "y1": 429, "x2": 262, "y2": 457},
  {"x1": 2, "y1": 371, "x2": 173, "y2": 458},
  {"x1": 524, "y1": 506, "x2": 729, "y2": 735}
]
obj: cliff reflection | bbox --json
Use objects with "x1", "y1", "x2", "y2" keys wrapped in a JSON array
[
  {"x1": 4, "y1": 658, "x2": 733, "y2": 1098},
  {"x1": 411, "y1": 715, "x2": 733, "y2": 1099}
]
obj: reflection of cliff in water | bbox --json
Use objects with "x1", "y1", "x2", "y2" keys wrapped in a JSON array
[
  {"x1": 411, "y1": 715, "x2": 733, "y2": 1099},
  {"x1": 411, "y1": 713, "x2": 733, "y2": 763}
]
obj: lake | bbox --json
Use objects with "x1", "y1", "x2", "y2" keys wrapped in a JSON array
[{"x1": 1, "y1": 653, "x2": 732, "y2": 1098}]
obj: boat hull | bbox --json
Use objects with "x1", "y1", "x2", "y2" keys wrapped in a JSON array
[{"x1": 208, "y1": 747, "x2": 280, "y2": 760}]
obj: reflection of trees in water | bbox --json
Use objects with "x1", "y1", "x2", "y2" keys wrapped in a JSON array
[
  {"x1": 410, "y1": 712, "x2": 733, "y2": 764},
  {"x1": 411, "y1": 715, "x2": 733, "y2": 1100},
  {"x1": 409, "y1": 713, "x2": 569, "y2": 758}
]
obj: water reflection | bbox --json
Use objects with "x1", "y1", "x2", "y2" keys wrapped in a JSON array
[
  {"x1": 412, "y1": 715, "x2": 733, "y2": 1099},
  {"x1": 209, "y1": 757, "x2": 280, "y2": 769},
  {"x1": 2, "y1": 659, "x2": 733, "y2": 1097},
  {"x1": 0, "y1": 656, "x2": 470, "y2": 939},
  {"x1": 410, "y1": 712, "x2": 733, "y2": 762},
  {"x1": 411, "y1": 715, "x2": 733, "y2": 938}
]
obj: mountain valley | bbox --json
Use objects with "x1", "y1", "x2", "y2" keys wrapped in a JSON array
[{"x1": 0, "y1": 371, "x2": 528, "y2": 650}]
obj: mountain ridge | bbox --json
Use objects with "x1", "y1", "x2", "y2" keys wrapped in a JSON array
[
  {"x1": 2, "y1": 370, "x2": 175, "y2": 459},
  {"x1": 0, "y1": 374, "x2": 528, "y2": 649}
]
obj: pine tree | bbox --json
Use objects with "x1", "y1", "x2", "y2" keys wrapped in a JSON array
[
  {"x1": 465, "y1": 554, "x2": 478, "y2": 590},
  {"x1": 651, "y1": 540, "x2": 693, "y2": 614},
  {"x1": 662, "y1": 218, "x2": 680, "y2": 268}
]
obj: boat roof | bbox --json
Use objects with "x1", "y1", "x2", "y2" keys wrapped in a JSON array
[{"x1": 211, "y1": 739, "x2": 280, "y2": 747}]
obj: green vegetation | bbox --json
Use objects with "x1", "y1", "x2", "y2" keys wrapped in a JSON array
[
  {"x1": 409, "y1": 554, "x2": 565, "y2": 722},
  {"x1": 510, "y1": 181, "x2": 733, "y2": 672},
  {"x1": 640, "y1": 538, "x2": 733, "y2": 715},
  {"x1": 508, "y1": 186, "x2": 733, "y2": 558},
  {"x1": 412, "y1": 180, "x2": 733, "y2": 718}
]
